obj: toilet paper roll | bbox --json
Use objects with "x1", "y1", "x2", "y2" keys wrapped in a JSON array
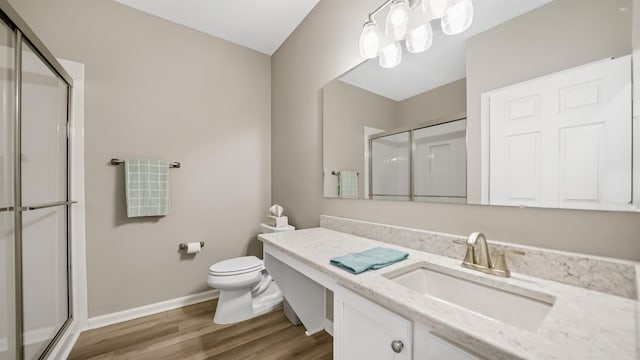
[{"x1": 186, "y1": 242, "x2": 201, "y2": 254}]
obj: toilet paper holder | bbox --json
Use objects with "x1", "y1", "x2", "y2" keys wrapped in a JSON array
[{"x1": 179, "y1": 241, "x2": 205, "y2": 250}]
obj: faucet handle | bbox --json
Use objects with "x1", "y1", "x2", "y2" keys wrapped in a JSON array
[
  {"x1": 493, "y1": 249, "x2": 525, "y2": 277},
  {"x1": 454, "y1": 239, "x2": 476, "y2": 265}
]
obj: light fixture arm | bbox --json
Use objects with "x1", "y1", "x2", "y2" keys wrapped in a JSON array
[
  {"x1": 368, "y1": 0, "x2": 422, "y2": 21},
  {"x1": 368, "y1": 0, "x2": 394, "y2": 21}
]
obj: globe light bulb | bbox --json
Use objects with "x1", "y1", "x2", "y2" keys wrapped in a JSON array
[
  {"x1": 386, "y1": 0, "x2": 412, "y2": 40},
  {"x1": 422, "y1": 0, "x2": 452, "y2": 19},
  {"x1": 406, "y1": 22, "x2": 433, "y2": 53},
  {"x1": 359, "y1": 20, "x2": 382, "y2": 58},
  {"x1": 442, "y1": 0, "x2": 474, "y2": 35},
  {"x1": 379, "y1": 41, "x2": 402, "y2": 68}
]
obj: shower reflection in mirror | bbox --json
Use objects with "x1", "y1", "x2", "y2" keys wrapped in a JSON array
[{"x1": 367, "y1": 116, "x2": 467, "y2": 203}]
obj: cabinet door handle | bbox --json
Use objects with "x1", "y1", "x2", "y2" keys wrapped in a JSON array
[{"x1": 391, "y1": 340, "x2": 404, "y2": 353}]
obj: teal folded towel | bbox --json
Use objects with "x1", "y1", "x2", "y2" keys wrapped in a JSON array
[{"x1": 330, "y1": 247, "x2": 409, "y2": 274}]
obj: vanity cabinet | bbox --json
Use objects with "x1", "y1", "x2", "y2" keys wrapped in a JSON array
[
  {"x1": 334, "y1": 285, "x2": 482, "y2": 360},
  {"x1": 264, "y1": 244, "x2": 482, "y2": 360},
  {"x1": 334, "y1": 285, "x2": 412, "y2": 360}
]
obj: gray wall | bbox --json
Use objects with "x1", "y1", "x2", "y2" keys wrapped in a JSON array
[
  {"x1": 323, "y1": 80, "x2": 397, "y2": 198},
  {"x1": 12, "y1": 0, "x2": 271, "y2": 316},
  {"x1": 397, "y1": 78, "x2": 466, "y2": 128},
  {"x1": 635, "y1": 0, "x2": 640, "y2": 49},
  {"x1": 273, "y1": 0, "x2": 640, "y2": 261},
  {"x1": 466, "y1": 0, "x2": 632, "y2": 202}
]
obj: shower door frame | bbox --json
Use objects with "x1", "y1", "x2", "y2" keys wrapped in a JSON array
[{"x1": 0, "y1": 1, "x2": 75, "y2": 359}]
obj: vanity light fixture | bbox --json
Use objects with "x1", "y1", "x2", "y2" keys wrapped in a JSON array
[{"x1": 358, "y1": 0, "x2": 474, "y2": 68}]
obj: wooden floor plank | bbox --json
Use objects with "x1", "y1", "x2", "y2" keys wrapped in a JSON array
[
  {"x1": 179, "y1": 315, "x2": 294, "y2": 360},
  {"x1": 74, "y1": 311, "x2": 169, "y2": 348},
  {"x1": 241, "y1": 329, "x2": 331, "y2": 360},
  {"x1": 287, "y1": 333, "x2": 333, "y2": 360},
  {"x1": 207, "y1": 325, "x2": 318, "y2": 360},
  {"x1": 68, "y1": 300, "x2": 333, "y2": 360}
]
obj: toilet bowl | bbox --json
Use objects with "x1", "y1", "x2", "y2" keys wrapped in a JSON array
[{"x1": 207, "y1": 223, "x2": 295, "y2": 324}]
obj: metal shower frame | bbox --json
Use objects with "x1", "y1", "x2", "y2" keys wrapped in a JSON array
[{"x1": 0, "y1": 1, "x2": 74, "y2": 359}]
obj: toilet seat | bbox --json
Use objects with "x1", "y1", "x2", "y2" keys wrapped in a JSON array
[
  {"x1": 207, "y1": 269, "x2": 263, "y2": 289},
  {"x1": 208, "y1": 256, "x2": 264, "y2": 277}
]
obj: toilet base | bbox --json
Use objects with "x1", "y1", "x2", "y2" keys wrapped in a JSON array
[{"x1": 213, "y1": 281, "x2": 283, "y2": 324}]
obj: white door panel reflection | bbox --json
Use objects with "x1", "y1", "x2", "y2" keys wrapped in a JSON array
[{"x1": 487, "y1": 56, "x2": 632, "y2": 210}]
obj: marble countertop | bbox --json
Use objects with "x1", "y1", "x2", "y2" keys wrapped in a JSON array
[{"x1": 258, "y1": 228, "x2": 638, "y2": 360}]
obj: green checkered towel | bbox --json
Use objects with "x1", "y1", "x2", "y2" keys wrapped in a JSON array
[
  {"x1": 338, "y1": 170, "x2": 358, "y2": 198},
  {"x1": 125, "y1": 159, "x2": 170, "y2": 217}
]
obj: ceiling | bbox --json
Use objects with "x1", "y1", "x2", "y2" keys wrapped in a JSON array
[
  {"x1": 339, "y1": 0, "x2": 552, "y2": 101},
  {"x1": 112, "y1": 0, "x2": 320, "y2": 55}
]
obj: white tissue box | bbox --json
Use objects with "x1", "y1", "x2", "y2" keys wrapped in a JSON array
[{"x1": 265, "y1": 215, "x2": 288, "y2": 228}]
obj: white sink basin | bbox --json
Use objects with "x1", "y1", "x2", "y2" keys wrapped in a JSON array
[{"x1": 387, "y1": 265, "x2": 555, "y2": 331}]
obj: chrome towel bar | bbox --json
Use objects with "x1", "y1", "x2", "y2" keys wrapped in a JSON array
[
  {"x1": 331, "y1": 171, "x2": 359, "y2": 176},
  {"x1": 110, "y1": 158, "x2": 181, "y2": 168}
]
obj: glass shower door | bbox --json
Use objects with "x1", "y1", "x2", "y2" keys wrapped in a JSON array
[
  {"x1": 20, "y1": 40, "x2": 70, "y2": 360},
  {"x1": 0, "y1": 17, "x2": 16, "y2": 360},
  {"x1": 0, "y1": 3, "x2": 74, "y2": 359},
  {"x1": 370, "y1": 131, "x2": 411, "y2": 200},
  {"x1": 413, "y1": 120, "x2": 467, "y2": 204}
]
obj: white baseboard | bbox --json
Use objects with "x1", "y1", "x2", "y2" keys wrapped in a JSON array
[
  {"x1": 324, "y1": 319, "x2": 334, "y2": 336},
  {"x1": 87, "y1": 289, "x2": 219, "y2": 330}
]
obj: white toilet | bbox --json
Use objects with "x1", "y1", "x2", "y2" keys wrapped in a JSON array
[{"x1": 207, "y1": 223, "x2": 295, "y2": 324}]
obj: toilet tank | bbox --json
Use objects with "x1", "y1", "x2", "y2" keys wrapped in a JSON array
[{"x1": 260, "y1": 223, "x2": 295, "y2": 234}]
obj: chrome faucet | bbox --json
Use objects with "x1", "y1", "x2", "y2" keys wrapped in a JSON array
[{"x1": 455, "y1": 232, "x2": 523, "y2": 278}]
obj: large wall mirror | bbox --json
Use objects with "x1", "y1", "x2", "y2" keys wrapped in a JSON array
[{"x1": 323, "y1": 0, "x2": 639, "y2": 212}]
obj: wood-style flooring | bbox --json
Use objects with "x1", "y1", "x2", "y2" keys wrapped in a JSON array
[{"x1": 68, "y1": 299, "x2": 333, "y2": 360}]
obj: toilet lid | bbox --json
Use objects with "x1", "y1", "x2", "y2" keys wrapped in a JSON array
[{"x1": 209, "y1": 256, "x2": 264, "y2": 276}]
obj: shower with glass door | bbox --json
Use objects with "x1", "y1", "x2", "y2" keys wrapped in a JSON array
[{"x1": 0, "y1": 1, "x2": 74, "y2": 359}]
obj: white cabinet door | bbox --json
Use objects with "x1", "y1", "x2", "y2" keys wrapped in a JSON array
[
  {"x1": 488, "y1": 56, "x2": 631, "y2": 210},
  {"x1": 414, "y1": 322, "x2": 482, "y2": 360},
  {"x1": 334, "y1": 285, "x2": 412, "y2": 360}
]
